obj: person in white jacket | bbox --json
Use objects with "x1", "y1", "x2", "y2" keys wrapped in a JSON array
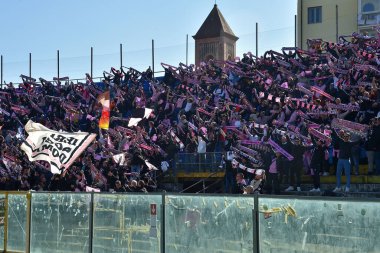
[{"x1": 197, "y1": 135, "x2": 207, "y2": 171}]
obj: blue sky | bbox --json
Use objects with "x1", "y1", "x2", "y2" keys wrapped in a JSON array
[{"x1": 0, "y1": 0, "x2": 297, "y2": 82}]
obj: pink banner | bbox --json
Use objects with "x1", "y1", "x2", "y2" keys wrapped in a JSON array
[
  {"x1": 310, "y1": 86, "x2": 334, "y2": 101},
  {"x1": 267, "y1": 139, "x2": 294, "y2": 161},
  {"x1": 309, "y1": 128, "x2": 332, "y2": 143}
]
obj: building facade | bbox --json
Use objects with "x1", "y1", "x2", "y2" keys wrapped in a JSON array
[
  {"x1": 297, "y1": 0, "x2": 358, "y2": 49},
  {"x1": 358, "y1": 0, "x2": 380, "y2": 34},
  {"x1": 193, "y1": 4, "x2": 238, "y2": 65}
]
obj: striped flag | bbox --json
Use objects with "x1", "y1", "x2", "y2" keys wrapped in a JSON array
[{"x1": 98, "y1": 91, "x2": 110, "y2": 130}]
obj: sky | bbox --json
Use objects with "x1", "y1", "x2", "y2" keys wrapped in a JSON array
[{"x1": 0, "y1": 0, "x2": 297, "y2": 83}]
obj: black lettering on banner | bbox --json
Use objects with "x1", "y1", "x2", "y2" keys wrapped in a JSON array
[
  {"x1": 52, "y1": 149, "x2": 59, "y2": 157},
  {"x1": 41, "y1": 144, "x2": 53, "y2": 151},
  {"x1": 54, "y1": 142, "x2": 63, "y2": 150},
  {"x1": 66, "y1": 137, "x2": 78, "y2": 146},
  {"x1": 50, "y1": 134, "x2": 65, "y2": 143},
  {"x1": 44, "y1": 137, "x2": 54, "y2": 144},
  {"x1": 59, "y1": 153, "x2": 67, "y2": 163},
  {"x1": 62, "y1": 147, "x2": 71, "y2": 153},
  {"x1": 27, "y1": 132, "x2": 87, "y2": 168},
  {"x1": 50, "y1": 134, "x2": 79, "y2": 146}
]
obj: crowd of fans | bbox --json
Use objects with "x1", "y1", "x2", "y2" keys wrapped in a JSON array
[{"x1": 0, "y1": 32, "x2": 379, "y2": 194}]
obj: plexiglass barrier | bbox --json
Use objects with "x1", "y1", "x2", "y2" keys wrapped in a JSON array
[
  {"x1": 7, "y1": 194, "x2": 28, "y2": 252},
  {"x1": 30, "y1": 193, "x2": 91, "y2": 253},
  {"x1": 258, "y1": 196, "x2": 380, "y2": 253},
  {"x1": 1, "y1": 192, "x2": 380, "y2": 253},
  {"x1": 164, "y1": 194, "x2": 255, "y2": 253},
  {"x1": 93, "y1": 193, "x2": 162, "y2": 253}
]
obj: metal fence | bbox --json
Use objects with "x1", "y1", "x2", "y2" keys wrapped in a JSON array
[
  {"x1": 1, "y1": 191, "x2": 380, "y2": 253},
  {"x1": 174, "y1": 152, "x2": 225, "y2": 173}
]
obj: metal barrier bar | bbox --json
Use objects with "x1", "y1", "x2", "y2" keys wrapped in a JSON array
[
  {"x1": 253, "y1": 193, "x2": 260, "y2": 253},
  {"x1": 25, "y1": 192, "x2": 31, "y2": 253},
  {"x1": 161, "y1": 193, "x2": 165, "y2": 253},
  {"x1": 88, "y1": 193, "x2": 94, "y2": 253},
  {"x1": 174, "y1": 152, "x2": 225, "y2": 174},
  {"x1": 1, "y1": 191, "x2": 380, "y2": 252},
  {"x1": 180, "y1": 171, "x2": 220, "y2": 193},
  {"x1": 3, "y1": 193, "x2": 8, "y2": 253}
]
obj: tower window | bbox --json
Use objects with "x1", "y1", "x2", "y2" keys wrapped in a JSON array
[{"x1": 308, "y1": 6, "x2": 322, "y2": 24}]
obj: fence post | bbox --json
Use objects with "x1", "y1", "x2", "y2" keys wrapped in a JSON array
[
  {"x1": 57, "y1": 50, "x2": 60, "y2": 81},
  {"x1": 186, "y1": 34, "x2": 188, "y2": 66},
  {"x1": 26, "y1": 192, "x2": 32, "y2": 253},
  {"x1": 91, "y1": 47, "x2": 93, "y2": 79},
  {"x1": 253, "y1": 193, "x2": 260, "y2": 253},
  {"x1": 120, "y1": 43, "x2": 123, "y2": 70},
  {"x1": 4, "y1": 193, "x2": 8, "y2": 252},
  {"x1": 29, "y1": 53, "x2": 32, "y2": 79},
  {"x1": 295, "y1": 15, "x2": 297, "y2": 48},
  {"x1": 88, "y1": 192, "x2": 94, "y2": 253},
  {"x1": 336, "y1": 5, "x2": 339, "y2": 43},
  {"x1": 161, "y1": 192, "x2": 165, "y2": 253},
  {"x1": 255, "y1": 22, "x2": 258, "y2": 61},
  {"x1": 152, "y1": 39, "x2": 155, "y2": 78},
  {"x1": 1, "y1": 55, "x2": 3, "y2": 88}
]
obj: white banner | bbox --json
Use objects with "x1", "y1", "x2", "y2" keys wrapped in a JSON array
[
  {"x1": 112, "y1": 153, "x2": 128, "y2": 166},
  {"x1": 21, "y1": 120, "x2": 96, "y2": 174}
]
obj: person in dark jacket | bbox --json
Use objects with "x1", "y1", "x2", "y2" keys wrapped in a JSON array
[
  {"x1": 309, "y1": 139, "x2": 327, "y2": 192},
  {"x1": 222, "y1": 152, "x2": 235, "y2": 194},
  {"x1": 286, "y1": 138, "x2": 307, "y2": 192},
  {"x1": 233, "y1": 173, "x2": 247, "y2": 194},
  {"x1": 265, "y1": 152, "x2": 282, "y2": 194},
  {"x1": 278, "y1": 135, "x2": 298, "y2": 192},
  {"x1": 333, "y1": 130, "x2": 360, "y2": 192},
  {"x1": 365, "y1": 117, "x2": 380, "y2": 175},
  {"x1": 113, "y1": 180, "x2": 126, "y2": 192}
]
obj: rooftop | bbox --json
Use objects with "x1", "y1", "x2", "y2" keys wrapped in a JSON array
[{"x1": 193, "y1": 4, "x2": 238, "y2": 41}]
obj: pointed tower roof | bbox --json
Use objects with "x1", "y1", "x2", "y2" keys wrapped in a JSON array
[{"x1": 193, "y1": 4, "x2": 238, "y2": 41}]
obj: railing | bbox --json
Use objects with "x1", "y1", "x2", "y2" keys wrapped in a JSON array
[
  {"x1": 4, "y1": 70, "x2": 166, "y2": 88},
  {"x1": 174, "y1": 152, "x2": 225, "y2": 174},
  {"x1": 180, "y1": 171, "x2": 221, "y2": 193},
  {"x1": 1, "y1": 191, "x2": 380, "y2": 253},
  {"x1": 358, "y1": 11, "x2": 380, "y2": 26}
]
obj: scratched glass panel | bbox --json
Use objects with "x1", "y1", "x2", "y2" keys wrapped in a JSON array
[
  {"x1": 259, "y1": 197, "x2": 380, "y2": 253},
  {"x1": 93, "y1": 193, "x2": 162, "y2": 253},
  {"x1": 0, "y1": 194, "x2": 5, "y2": 251},
  {"x1": 30, "y1": 193, "x2": 91, "y2": 253},
  {"x1": 7, "y1": 194, "x2": 27, "y2": 252},
  {"x1": 165, "y1": 195, "x2": 255, "y2": 253}
]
